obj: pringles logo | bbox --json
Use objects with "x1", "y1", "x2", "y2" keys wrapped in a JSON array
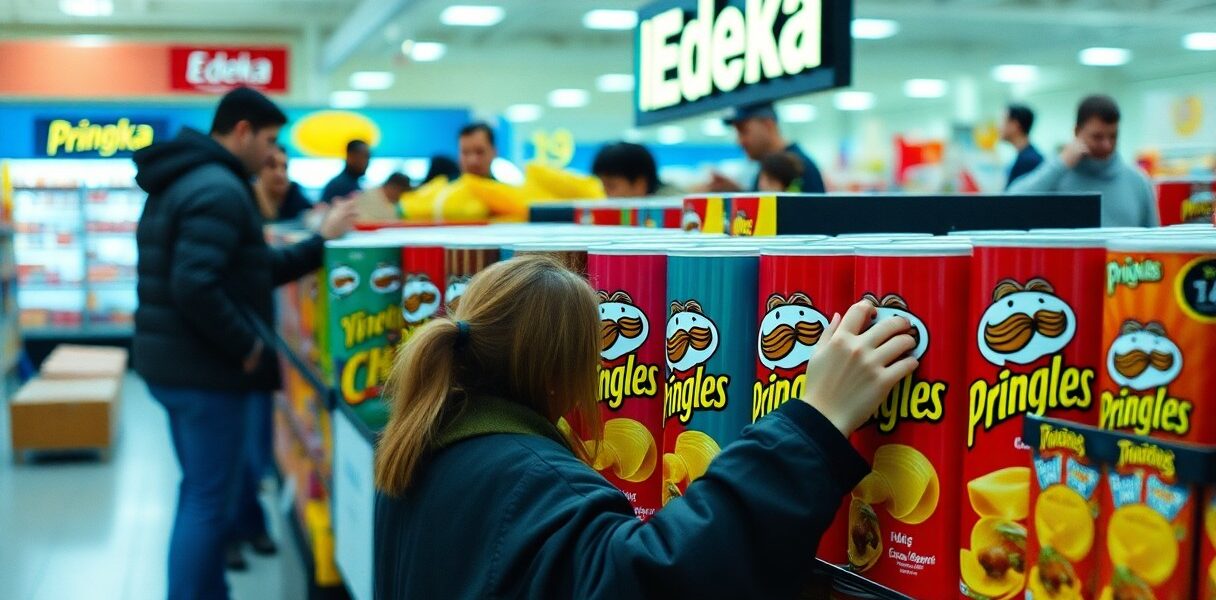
[
  {"x1": 968, "y1": 278, "x2": 1094, "y2": 448},
  {"x1": 338, "y1": 305, "x2": 404, "y2": 404},
  {"x1": 862, "y1": 293, "x2": 945, "y2": 433},
  {"x1": 1107, "y1": 257, "x2": 1163, "y2": 296},
  {"x1": 752, "y1": 292, "x2": 828, "y2": 422},
  {"x1": 1101, "y1": 320, "x2": 1190, "y2": 436},
  {"x1": 445, "y1": 275, "x2": 471, "y2": 312},
  {"x1": 599, "y1": 291, "x2": 659, "y2": 410},
  {"x1": 1115, "y1": 439, "x2": 1176, "y2": 480},
  {"x1": 401, "y1": 274, "x2": 441, "y2": 324},
  {"x1": 1039, "y1": 424, "x2": 1086, "y2": 457},
  {"x1": 664, "y1": 300, "x2": 729, "y2": 424},
  {"x1": 730, "y1": 210, "x2": 755, "y2": 236},
  {"x1": 45, "y1": 118, "x2": 156, "y2": 157}
]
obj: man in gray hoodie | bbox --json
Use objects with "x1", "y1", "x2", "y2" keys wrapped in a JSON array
[{"x1": 1009, "y1": 94, "x2": 1158, "y2": 227}]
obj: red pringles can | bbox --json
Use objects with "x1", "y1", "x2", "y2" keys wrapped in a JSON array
[
  {"x1": 757, "y1": 243, "x2": 856, "y2": 565},
  {"x1": 961, "y1": 234, "x2": 1106, "y2": 600},
  {"x1": 583, "y1": 243, "x2": 673, "y2": 520},
  {"x1": 400, "y1": 234, "x2": 446, "y2": 338},
  {"x1": 846, "y1": 241, "x2": 971, "y2": 598}
]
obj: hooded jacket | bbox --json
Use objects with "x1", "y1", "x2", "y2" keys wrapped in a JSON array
[
  {"x1": 1007, "y1": 153, "x2": 1158, "y2": 227},
  {"x1": 133, "y1": 127, "x2": 323, "y2": 391}
]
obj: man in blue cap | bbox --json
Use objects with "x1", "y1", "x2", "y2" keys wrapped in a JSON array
[{"x1": 707, "y1": 102, "x2": 826, "y2": 194}]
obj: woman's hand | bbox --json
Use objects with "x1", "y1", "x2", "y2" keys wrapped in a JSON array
[{"x1": 800, "y1": 301, "x2": 919, "y2": 436}]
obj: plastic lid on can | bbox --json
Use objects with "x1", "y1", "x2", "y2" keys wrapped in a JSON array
[
  {"x1": 760, "y1": 244, "x2": 855, "y2": 256},
  {"x1": 588, "y1": 242, "x2": 701, "y2": 255},
  {"x1": 854, "y1": 241, "x2": 973, "y2": 256},
  {"x1": 509, "y1": 241, "x2": 598, "y2": 252},
  {"x1": 971, "y1": 234, "x2": 1106, "y2": 248},
  {"x1": 325, "y1": 235, "x2": 407, "y2": 249},
  {"x1": 668, "y1": 245, "x2": 761, "y2": 256},
  {"x1": 945, "y1": 229, "x2": 1027, "y2": 238},
  {"x1": 836, "y1": 232, "x2": 934, "y2": 240},
  {"x1": 1107, "y1": 236, "x2": 1216, "y2": 253}
]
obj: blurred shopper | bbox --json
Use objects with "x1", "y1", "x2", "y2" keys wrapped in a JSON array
[
  {"x1": 253, "y1": 144, "x2": 312, "y2": 222},
  {"x1": 705, "y1": 102, "x2": 825, "y2": 194},
  {"x1": 591, "y1": 142, "x2": 664, "y2": 197},
  {"x1": 1009, "y1": 95, "x2": 1157, "y2": 227},
  {"x1": 373, "y1": 255, "x2": 917, "y2": 598},
  {"x1": 1002, "y1": 104, "x2": 1044, "y2": 189},
  {"x1": 458, "y1": 122, "x2": 497, "y2": 179},
  {"x1": 133, "y1": 87, "x2": 357, "y2": 600},
  {"x1": 354, "y1": 172, "x2": 412, "y2": 222},
  {"x1": 757, "y1": 152, "x2": 806, "y2": 193},
  {"x1": 425, "y1": 155, "x2": 462, "y2": 183},
  {"x1": 320, "y1": 139, "x2": 370, "y2": 203}
]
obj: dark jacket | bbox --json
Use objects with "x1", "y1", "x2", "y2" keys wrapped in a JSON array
[
  {"x1": 374, "y1": 398, "x2": 868, "y2": 599},
  {"x1": 275, "y1": 182, "x2": 314, "y2": 222},
  {"x1": 132, "y1": 127, "x2": 324, "y2": 391},
  {"x1": 752, "y1": 143, "x2": 826, "y2": 194},
  {"x1": 320, "y1": 168, "x2": 362, "y2": 204},
  {"x1": 1005, "y1": 144, "x2": 1045, "y2": 189}
]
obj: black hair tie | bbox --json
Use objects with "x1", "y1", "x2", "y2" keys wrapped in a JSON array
[{"x1": 455, "y1": 320, "x2": 471, "y2": 348}]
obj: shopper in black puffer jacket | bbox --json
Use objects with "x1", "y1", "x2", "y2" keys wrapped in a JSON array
[{"x1": 133, "y1": 87, "x2": 355, "y2": 600}]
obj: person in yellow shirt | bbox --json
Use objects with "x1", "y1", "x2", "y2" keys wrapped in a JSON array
[{"x1": 354, "y1": 173, "x2": 412, "y2": 222}]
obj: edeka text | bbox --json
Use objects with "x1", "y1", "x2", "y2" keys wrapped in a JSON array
[
  {"x1": 967, "y1": 355, "x2": 1095, "y2": 448},
  {"x1": 639, "y1": 0, "x2": 823, "y2": 112},
  {"x1": 1100, "y1": 386, "x2": 1193, "y2": 437},
  {"x1": 871, "y1": 373, "x2": 945, "y2": 433},
  {"x1": 185, "y1": 50, "x2": 273, "y2": 87},
  {"x1": 752, "y1": 372, "x2": 805, "y2": 423},
  {"x1": 46, "y1": 118, "x2": 155, "y2": 157},
  {"x1": 338, "y1": 306, "x2": 404, "y2": 404},
  {"x1": 600, "y1": 354, "x2": 660, "y2": 410},
  {"x1": 664, "y1": 366, "x2": 730, "y2": 424}
]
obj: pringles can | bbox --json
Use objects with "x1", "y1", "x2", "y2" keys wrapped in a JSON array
[
  {"x1": 662, "y1": 245, "x2": 759, "y2": 505},
  {"x1": 583, "y1": 243, "x2": 671, "y2": 520},
  {"x1": 846, "y1": 241, "x2": 970, "y2": 597},
  {"x1": 757, "y1": 243, "x2": 856, "y2": 565},
  {"x1": 443, "y1": 239, "x2": 502, "y2": 313},
  {"x1": 1100, "y1": 237, "x2": 1216, "y2": 443},
  {"x1": 400, "y1": 234, "x2": 446, "y2": 339},
  {"x1": 324, "y1": 236, "x2": 405, "y2": 427},
  {"x1": 1203, "y1": 487, "x2": 1216, "y2": 600},
  {"x1": 960, "y1": 235, "x2": 1106, "y2": 600},
  {"x1": 512, "y1": 240, "x2": 595, "y2": 276}
]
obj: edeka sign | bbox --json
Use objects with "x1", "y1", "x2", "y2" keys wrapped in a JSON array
[
  {"x1": 635, "y1": 0, "x2": 852, "y2": 126},
  {"x1": 169, "y1": 46, "x2": 289, "y2": 94},
  {"x1": 34, "y1": 117, "x2": 169, "y2": 158}
]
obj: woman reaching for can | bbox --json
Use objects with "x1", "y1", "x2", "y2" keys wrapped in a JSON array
[{"x1": 373, "y1": 255, "x2": 918, "y2": 599}]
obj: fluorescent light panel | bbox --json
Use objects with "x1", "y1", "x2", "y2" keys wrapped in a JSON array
[
  {"x1": 403, "y1": 41, "x2": 447, "y2": 62},
  {"x1": 596, "y1": 73, "x2": 635, "y2": 93},
  {"x1": 59, "y1": 0, "x2": 112, "y2": 16},
  {"x1": 1184, "y1": 32, "x2": 1216, "y2": 50},
  {"x1": 903, "y1": 78, "x2": 948, "y2": 98},
  {"x1": 657, "y1": 126, "x2": 686, "y2": 145},
  {"x1": 1079, "y1": 47, "x2": 1131, "y2": 66},
  {"x1": 583, "y1": 9, "x2": 637, "y2": 30},
  {"x1": 349, "y1": 71, "x2": 394, "y2": 91},
  {"x1": 778, "y1": 103, "x2": 818, "y2": 122},
  {"x1": 504, "y1": 104, "x2": 543, "y2": 123},
  {"x1": 992, "y1": 64, "x2": 1039, "y2": 83},
  {"x1": 701, "y1": 119, "x2": 728, "y2": 137},
  {"x1": 440, "y1": 5, "x2": 505, "y2": 27},
  {"x1": 834, "y1": 91, "x2": 875, "y2": 111},
  {"x1": 548, "y1": 88, "x2": 590, "y2": 108},
  {"x1": 330, "y1": 91, "x2": 369, "y2": 109},
  {"x1": 851, "y1": 19, "x2": 898, "y2": 40}
]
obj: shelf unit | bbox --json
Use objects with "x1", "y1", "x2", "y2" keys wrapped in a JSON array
[{"x1": 1, "y1": 222, "x2": 20, "y2": 379}]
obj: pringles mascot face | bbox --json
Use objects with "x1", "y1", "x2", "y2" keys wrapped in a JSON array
[
  {"x1": 330, "y1": 265, "x2": 359, "y2": 298},
  {"x1": 401, "y1": 274, "x2": 442, "y2": 324},
  {"x1": 665, "y1": 300, "x2": 719, "y2": 374},
  {"x1": 1106, "y1": 320, "x2": 1184, "y2": 391},
  {"x1": 680, "y1": 207, "x2": 702, "y2": 233},
  {"x1": 370, "y1": 263, "x2": 403, "y2": 295},
  {"x1": 978, "y1": 278, "x2": 1076, "y2": 367},
  {"x1": 757, "y1": 293, "x2": 829, "y2": 371},
  {"x1": 863, "y1": 293, "x2": 930, "y2": 360},
  {"x1": 445, "y1": 275, "x2": 471, "y2": 312},
  {"x1": 600, "y1": 291, "x2": 649, "y2": 362}
]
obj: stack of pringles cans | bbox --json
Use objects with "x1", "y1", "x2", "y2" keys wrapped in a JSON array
[{"x1": 315, "y1": 216, "x2": 1216, "y2": 598}]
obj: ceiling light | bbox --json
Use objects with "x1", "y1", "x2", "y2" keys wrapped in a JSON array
[
  {"x1": 992, "y1": 64, "x2": 1039, "y2": 83},
  {"x1": 1079, "y1": 47, "x2": 1131, "y2": 66},
  {"x1": 68, "y1": 35, "x2": 113, "y2": 47},
  {"x1": 701, "y1": 119, "x2": 728, "y2": 137},
  {"x1": 851, "y1": 19, "x2": 898, "y2": 40},
  {"x1": 903, "y1": 78, "x2": 948, "y2": 98},
  {"x1": 59, "y1": 0, "x2": 112, "y2": 17},
  {"x1": 330, "y1": 91, "x2": 369, "y2": 109},
  {"x1": 403, "y1": 41, "x2": 447, "y2": 62},
  {"x1": 548, "y1": 88, "x2": 590, "y2": 108},
  {"x1": 1183, "y1": 32, "x2": 1216, "y2": 51},
  {"x1": 583, "y1": 9, "x2": 637, "y2": 30},
  {"x1": 778, "y1": 103, "x2": 818, "y2": 122},
  {"x1": 440, "y1": 5, "x2": 505, "y2": 27},
  {"x1": 834, "y1": 91, "x2": 875, "y2": 111},
  {"x1": 596, "y1": 73, "x2": 635, "y2": 93},
  {"x1": 504, "y1": 104, "x2": 543, "y2": 123},
  {"x1": 349, "y1": 71, "x2": 394, "y2": 91},
  {"x1": 656, "y1": 126, "x2": 686, "y2": 145},
  {"x1": 622, "y1": 128, "x2": 645, "y2": 142}
]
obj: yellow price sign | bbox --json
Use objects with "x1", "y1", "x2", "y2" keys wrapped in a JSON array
[{"x1": 531, "y1": 129, "x2": 576, "y2": 168}]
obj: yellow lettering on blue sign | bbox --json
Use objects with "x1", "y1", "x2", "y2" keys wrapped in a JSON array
[{"x1": 46, "y1": 118, "x2": 156, "y2": 157}]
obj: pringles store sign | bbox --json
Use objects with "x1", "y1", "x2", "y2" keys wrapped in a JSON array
[
  {"x1": 34, "y1": 117, "x2": 169, "y2": 158},
  {"x1": 635, "y1": 0, "x2": 852, "y2": 125}
]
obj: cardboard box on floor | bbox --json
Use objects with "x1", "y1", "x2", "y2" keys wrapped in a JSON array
[
  {"x1": 39, "y1": 344, "x2": 128, "y2": 380},
  {"x1": 9, "y1": 377, "x2": 122, "y2": 457}
]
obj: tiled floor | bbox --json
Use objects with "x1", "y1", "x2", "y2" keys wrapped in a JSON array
[{"x1": 0, "y1": 374, "x2": 307, "y2": 600}]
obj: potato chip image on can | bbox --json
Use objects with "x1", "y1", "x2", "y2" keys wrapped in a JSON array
[
  {"x1": 1100, "y1": 237, "x2": 1216, "y2": 443},
  {"x1": 1202, "y1": 489, "x2": 1216, "y2": 600},
  {"x1": 849, "y1": 242, "x2": 969, "y2": 597}
]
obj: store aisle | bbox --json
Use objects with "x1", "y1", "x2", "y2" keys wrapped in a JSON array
[{"x1": 0, "y1": 374, "x2": 306, "y2": 600}]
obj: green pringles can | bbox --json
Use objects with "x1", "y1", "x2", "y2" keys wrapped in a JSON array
[
  {"x1": 661, "y1": 245, "x2": 760, "y2": 505},
  {"x1": 324, "y1": 235, "x2": 405, "y2": 427}
]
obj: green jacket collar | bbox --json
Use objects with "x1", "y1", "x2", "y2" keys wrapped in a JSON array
[{"x1": 433, "y1": 395, "x2": 570, "y2": 450}]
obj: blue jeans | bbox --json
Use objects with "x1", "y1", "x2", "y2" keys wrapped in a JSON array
[
  {"x1": 231, "y1": 392, "x2": 272, "y2": 541},
  {"x1": 149, "y1": 385, "x2": 252, "y2": 600}
]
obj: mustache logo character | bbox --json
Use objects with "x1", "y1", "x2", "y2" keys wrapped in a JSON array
[
  {"x1": 370, "y1": 263, "x2": 403, "y2": 294},
  {"x1": 1106, "y1": 320, "x2": 1184, "y2": 390},
  {"x1": 598, "y1": 291, "x2": 650, "y2": 361},
  {"x1": 401, "y1": 274, "x2": 442, "y2": 324},
  {"x1": 665, "y1": 300, "x2": 721, "y2": 373},
  {"x1": 445, "y1": 275, "x2": 471, "y2": 312},
  {"x1": 861, "y1": 293, "x2": 930, "y2": 359},
  {"x1": 681, "y1": 208, "x2": 702, "y2": 232},
  {"x1": 757, "y1": 293, "x2": 830, "y2": 371},
  {"x1": 977, "y1": 278, "x2": 1078, "y2": 367},
  {"x1": 329, "y1": 265, "x2": 359, "y2": 298}
]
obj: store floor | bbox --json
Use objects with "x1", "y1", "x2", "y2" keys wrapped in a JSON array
[{"x1": 0, "y1": 373, "x2": 308, "y2": 600}]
